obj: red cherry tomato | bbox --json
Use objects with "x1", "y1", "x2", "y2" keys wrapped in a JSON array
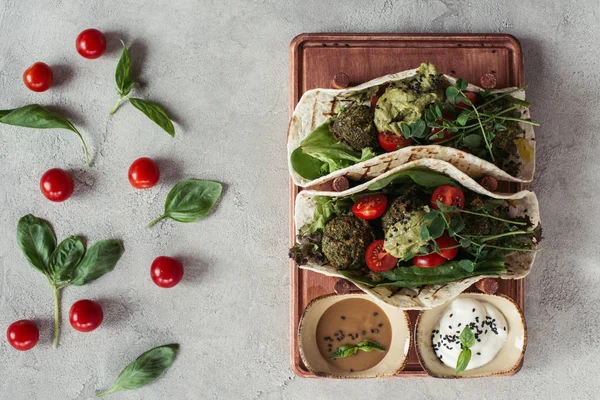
[
  {"x1": 457, "y1": 91, "x2": 477, "y2": 109},
  {"x1": 128, "y1": 157, "x2": 160, "y2": 189},
  {"x1": 69, "y1": 300, "x2": 103, "y2": 332},
  {"x1": 412, "y1": 252, "x2": 447, "y2": 268},
  {"x1": 6, "y1": 320, "x2": 39, "y2": 351},
  {"x1": 40, "y1": 168, "x2": 74, "y2": 202},
  {"x1": 378, "y1": 131, "x2": 413, "y2": 152},
  {"x1": 365, "y1": 240, "x2": 398, "y2": 272},
  {"x1": 23, "y1": 62, "x2": 53, "y2": 92},
  {"x1": 352, "y1": 194, "x2": 388, "y2": 220},
  {"x1": 431, "y1": 185, "x2": 465, "y2": 210},
  {"x1": 430, "y1": 108, "x2": 458, "y2": 142},
  {"x1": 435, "y1": 233, "x2": 459, "y2": 260},
  {"x1": 76, "y1": 29, "x2": 107, "y2": 59},
  {"x1": 151, "y1": 256, "x2": 184, "y2": 288}
]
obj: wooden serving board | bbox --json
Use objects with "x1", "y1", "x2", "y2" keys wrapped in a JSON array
[{"x1": 289, "y1": 33, "x2": 525, "y2": 378}]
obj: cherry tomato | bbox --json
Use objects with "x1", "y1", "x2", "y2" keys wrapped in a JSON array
[
  {"x1": 128, "y1": 157, "x2": 160, "y2": 189},
  {"x1": 456, "y1": 91, "x2": 477, "y2": 109},
  {"x1": 69, "y1": 300, "x2": 103, "y2": 332},
  {"x1": 151, "y1": 256, "x2": 184, "y2": 288},
  {"x1": 23, "y1": 62, "x2": 53, "y2": 92},
  {"x1": 40, "y1": 168, "x2": 74, "y2": 202},
  {"x1": 6, "y1": 320, "x2": 39, "y2": 351},
  {"x1": 76, "y1": 29, "x2": 107, "y2": 59},
  {"x1": 352, "y1": 194, "x2": 388, "y2": 220},
  {"x1": 378, "y1": 131, "x2": 413, "y2": 152},
  {"x1": 365, "y1": 240, "x2": 398, "y2": 272},
  {"x1": 431, "y1": 185, "x2": 465, "y2": 210},
  {"x1": 370, "y1": 83, "x2": 390, "y2": 108},
  {"x1": 435, "y1": 233, "x2": 459, "y2": 260},
  {"x1": 412, "y1": 252, "x2": 447, "y2": 268}
]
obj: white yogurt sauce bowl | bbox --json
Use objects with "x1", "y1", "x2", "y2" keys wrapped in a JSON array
[{"x1": 415, "y1": 293, "x2": 526, "y2": 378}]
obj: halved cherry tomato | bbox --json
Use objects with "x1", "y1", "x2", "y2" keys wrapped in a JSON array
[
  {"x1": 412, "y1": 252, "x2": 447, "y2": 268},
  {"x1": 456, "y1": 91, "x2": 477, "y2": 109},
  {"x1": 378, "y1": 131, "x2": 413, "y2": 152},
  {"x1": 435, "y1": 233, "x2": 459, "y2": 260},
  {"x1": 366, "y1": 240, "x2": 398, "y2": 272},
  {"x1": 431, "y1": 185, "x2": 465, "y2": 210},
  {"x1": 352, "y1": 194, "x2": 388, "y2": 220},
  {"x1": 23, "y1": 62, "x2": 53, "y2": 92}
]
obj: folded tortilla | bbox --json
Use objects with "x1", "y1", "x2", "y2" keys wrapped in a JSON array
[
  {"x1": 294, "y1": 158, "x2": 539, "y2": 310},
  {"x1": 287, "y1": 67, "x2": 535, "y2": 188}
]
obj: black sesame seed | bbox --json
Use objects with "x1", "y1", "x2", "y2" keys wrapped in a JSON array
[
  {"x1": 472, "y1": 308, "x2": 476, "y2": 312},
  {"x1": 504, "y1": 327, "x2": 506, "y2": 331},
  {"x1": 449, "y1": 314, "x2": 453, "y2": 318},
  {"x1": 373, "y1": 312, "x2": 379, "y2": 316},
  {"x1": 449, "y1": 325, "x2": 452, "y2": 329},
  {"x1": 378, "y1": 323, "x2": 383, "y2": 328},
  {"x1": 458, "y1": 323, "x2": 462, "y2": 327},
  {"x1": 341, "y1": 316, "x2": 346, "y2": 320},
  {"x1": 477, "y1": 352, "x2": 481, "y2": 355}
]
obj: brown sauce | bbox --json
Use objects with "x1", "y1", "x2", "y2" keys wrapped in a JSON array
[{"x1": 316, "y1": 298, "x2": 391, "y2": 372}]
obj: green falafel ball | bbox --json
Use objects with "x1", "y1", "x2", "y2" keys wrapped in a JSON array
[
  {"x1": 322, "y1": 216, "x2": 375, "y2": 270},
  {"x1": 329, "y1": 105, "x2": 378, "y2": 151}
]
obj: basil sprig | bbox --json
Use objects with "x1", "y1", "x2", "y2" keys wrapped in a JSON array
[
  {"x1": 110, "y1": 41, "x2": 176, "y2": 137},
  {"x1": 0, "y1": 104, "x2": 90, "y2": 166},
  {"x1": 330, "y1": 340, "x2": 385, "y2": 360},
  {"x1": 455, "y1": 326, "x2": 476, "y2": 373},
  {"x1": 147, "y1": 179, "x2": 222, "y2": 228},
  {"x1": 17, "y1": 215, "x2": 124, "y2": 348},
  {"x1": 96, "y1": 344, "x2": 179, "y2": 397}
]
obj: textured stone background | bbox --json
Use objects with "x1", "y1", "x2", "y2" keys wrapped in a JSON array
[{"x1": 0, "y1": 0, "x2": 595, "y2": 399}]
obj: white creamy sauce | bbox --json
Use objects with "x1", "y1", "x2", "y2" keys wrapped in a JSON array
[{"x1": 432, "y1": 297, "x2": 508, "y2": 370}]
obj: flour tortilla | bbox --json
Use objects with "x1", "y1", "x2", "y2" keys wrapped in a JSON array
[
  {"x1": 294, "y1": 159, "x2": 539, "y2": 310},
  {"x1": 287, "y1": 67, "x2": 535, "y2": 188}
]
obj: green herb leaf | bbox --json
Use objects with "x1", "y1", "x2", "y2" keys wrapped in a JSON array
[
  {"x1": 129, "y1": 98, "x2": 176, "y2": 137},
  {"x1": 357, "y1": 340, "x2": 385, "y2": 352},
  {"x1": 458, "y1": 259, "x2": 475, "y2": 272},
  {"x1": 115, "y1": 40, "x2": 135, "y2": 97},
  {"x1": 96, "y1": 344, "x2": 179, "y2": 397},
  {"x1": 460, "y1": 326, "x2": 476, "y2": 348},
  {"x1": 400, "y1": 122, "x2": 411, "y2": 139},
  {"x1": 290, "y1": 147, "x2": 326, "y2": 180},
  {"x1": 455, "y1": 348, "x2": 472, "y2": 373},
  {"x1": 368, "y1": 170, "x2": 457, "y2": 191},
  {"x1": 448, "y1": 215, "x2": 465, "y2": 236},
  {"x1": 456, "y1": 110, "x2": 470, "y2": 126},
  {"x1": 456, "y1": 78, "x2": 468, "y2": 91},
  {"x1": 70, "y1": 240, "x2": 125, "y2": 286},
  {"x1": 410, "y1": 119, "x2": 427, "y2": 138},
  {"x1": 428, "y1": 214, "x2": 446, "y2": 239},
  {"x1": 330, "y1": 345, "x2": 359, "y2": 360},
  {"x1": 446, "y1": 86, "x2": 460, "y2": 103},
  {"x1": 420, "y1": 224, "x2": 430, "y2": 241},
  {"x1": 0, "y1": 105, "x2": 90, "y2": 166},
  {"x1": 148, "y1": 179, "x2": 222, "y2": 228},
  {"x1": 48, "y1": 236, "x2": 85, "y2": 283},
  {"x1": 462, "y1": 134, "x2": 482, "y2": 150},
  {"x1": 16, "y1": 214, "x2": 56, "y2": 274}
]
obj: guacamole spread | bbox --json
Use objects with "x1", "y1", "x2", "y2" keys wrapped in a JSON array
[
  {"x1": 383, "y1": 209, "x2": 428, "y2": 259},
  {"x1": 374, "y1": 63, "x2": 444, "y2": 135}
]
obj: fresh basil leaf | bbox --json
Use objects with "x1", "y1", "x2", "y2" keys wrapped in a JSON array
[
  {"x1": 0, "y1": 105, "x2": 90, "y2": 166},
  {"x1": 290, "y1": 147, "x2": 326, "y2": 180},
  {"x1": 115, "y1": 41, "x2": 135, "y2": 97},
  {"x1": 48, "y1": 236, "x2": 85, "y2": 283},
  {"x1": 70, "y1": 240, "x2": 124, "y2": 286},
  {"x1": 459, "y1": 326, "x2": 476, "y2": 348},
  {"x1": 428, "y1": 214, "x2": 446, "y2": 239},
  {"x1": 330, "y1": 345, "x2": 359, "y2": 360},
  {"x1": 17, "y1": 214, "x2": 57, "y2": 275},
  {"x1": 357, "y1": 340, "x2": 385, "y2": 352},
  {"x1": 455, "y1": 348, "x2": 471, "y2": 373},
  {"x1": 458, "y1": 259, "x2": 475, "y2": 272},
  {"x1": 148, "y1": 179, "x2": 222, "y2": 228},
  {"x1": 96, "y1": 344, "x2": 179, "y2": 397},
  {"x1": 129, "y1": 98, "x2": 175, "y2": 137}
]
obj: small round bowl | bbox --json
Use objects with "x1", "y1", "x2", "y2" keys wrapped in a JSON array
[
  {"x1": 415, "y1": 293, "x2": 526, "y2": 378},
  {"x1": 298, "y1": 293, "x2": 411, "y2": 378}
]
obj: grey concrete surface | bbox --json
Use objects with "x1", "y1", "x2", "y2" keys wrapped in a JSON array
[{"x1": 0, "y1": 0, "x2": 595, "y2": 399}]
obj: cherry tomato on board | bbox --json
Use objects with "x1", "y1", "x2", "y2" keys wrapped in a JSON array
[
  {"x1": 40, "y1": 168, "x2": 74, "y2": 202},
  {"x1": 435, "y1": 233, "x2": 459, "y2": 260},
  {"x1": 431, "y1": 185, "x2": 465, "y2": 210},
  {"x1": 412, "y1": 252, "x2": 447, "y2": 268},
  {"x1": 76, "y1": 29, "x2": 107, "y2": 59},
  {"x1": 365, "y1": 240, "x2": 398, "y2": 272},
  {"x1": 456, "y1": 91, "x2": 477, "y2": 109},
  {"x1": 151, "y1": 256, "x2": 184, "y2": 288},
  {"x1": 6, "y1": 320, "x2": 39, "y2": 351},
  {"x1": 69, "y1": 300, "x2": 103, "y2": 332},
  {"x1": 352, "y1": 194, "x2": 388, "y2": 220},
  {"x1": 378, "y1": 131, "x2": 413, "y2": 152},
  {"x1": 128, "y1": 157, "x2": 160, "y2": 189},
  {"x1": 23, "y1": 62, "x2": 53, "y2": 92}
]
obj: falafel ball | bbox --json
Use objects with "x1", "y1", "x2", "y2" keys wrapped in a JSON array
[
  {"x1": 322, "y1": 216, "x2": 375, "y2": 270},
  {"x1": 329, "y1": 105, "x2": 378, "y2": 151},
  {"x1": 381, "y1": 186, "x2": 427, "y2": 231}
]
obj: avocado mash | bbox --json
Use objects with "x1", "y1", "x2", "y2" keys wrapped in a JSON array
[{"x1": 383, "y1": 209, "x2": 429, "y2": 259}]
